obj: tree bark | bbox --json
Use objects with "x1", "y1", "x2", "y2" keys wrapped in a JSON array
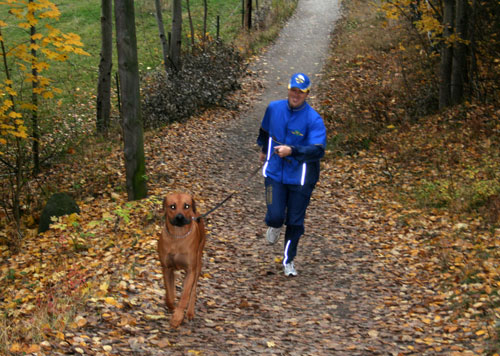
[
  {"x1": 170, "y1": 0, "x2": 182, "y2": 71},
  {"x1": 97, "y1": 0, "x2": 113, "y2": 134},
  {"x1": 186, "y1": 0, "x2": 195, "y2": 48},
  {"x1": 154, "y1": 0, "x2": 169, "y2": 73},
  {"x1": 439, "y1": 0, "x2": 455, "y2": 109},
  {"x1": 203, "y1": 0, "x2": 208, "y2": 43},
  {"x1": 451, "y1": 0, "x2": 468, "y2": 105},
  {"x1": 114, "y1": 0, "x2": 147, "y2": 200},
  {"x1": 244, "y1": 0, "x2": 252, "y2": 30}
]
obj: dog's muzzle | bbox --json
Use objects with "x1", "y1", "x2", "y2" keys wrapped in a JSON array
[{"x1": 170, "y1": 214, "x2": 191, "y2": 227}]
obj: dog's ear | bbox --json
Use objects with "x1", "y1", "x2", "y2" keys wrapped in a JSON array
[
  {"x1": 191, "y1": 197, "x2": 197, "y2": 213},
  {"x1": 163, "y1": 196, "x2": 168, "y2": 214}
]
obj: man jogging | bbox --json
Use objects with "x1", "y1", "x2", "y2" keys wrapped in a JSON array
[{"x1": 257, "y1": 72, "x2": 327, "y2": 276}]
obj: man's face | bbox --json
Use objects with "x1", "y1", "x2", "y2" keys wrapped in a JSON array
[{"x1": 288, "y1": 87, "x2": 309, "y2": 108}]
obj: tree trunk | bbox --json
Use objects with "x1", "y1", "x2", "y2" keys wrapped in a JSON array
[
  {"x1": 468, "y1": 0, "x2": 480, "y2": 99},
  {"x1": 29, "y1": 0, "x2": 40, "y2": 174},
  {"x1": 439, "y1": 0, "x2": 455, "y2": 109},
  {"x1": 451, "y1": 0, "x2": 468, "y2": 105},
  {"x1": 186, "y1": 0, "x2": 195, "y2": 48},
  {"x1": 0, "y1": 28, "x2": 23, "y2": 234},
  {"x1": 97, "y1": 0, "x2": 113, "y2": 134},
  {"x1": 114, "y1": 0, "x2": 147, "y2": 200},
  {"x1": 154, "y1": 0, "x2": 169, "y2": 72},
  {"x1": 245, "y1": 0, "x2": 252, "y2": 30},
  {"x1": 203, "y1": 0, "x2": 208, "y2": 43},
  {"x1": 170, "y1": 0, "x2": 182, "y2": 71}
]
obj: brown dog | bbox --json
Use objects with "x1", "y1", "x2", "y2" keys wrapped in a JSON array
[{"x1": 158, "y1": 192, "x2": 206, "y2": 328}]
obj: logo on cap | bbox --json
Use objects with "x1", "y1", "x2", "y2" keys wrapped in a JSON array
[
  {"x1": 288, "y1": 73, "x2": 310, "y2": 92},
  {"x1": 295, "y1": 74, "x2": 305, "y2": 84}
]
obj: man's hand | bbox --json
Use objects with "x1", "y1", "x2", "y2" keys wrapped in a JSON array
[
  {"x1": 274, "y1": 145, "x2": 292, "y2": 158},
  {"x1": 259, "y1": 152, "x2": 267, "y2": 163}
]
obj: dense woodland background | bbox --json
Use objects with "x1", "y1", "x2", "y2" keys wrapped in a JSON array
[{"x1": 0, "y1": 0, "x2": 499, "y2": 354}]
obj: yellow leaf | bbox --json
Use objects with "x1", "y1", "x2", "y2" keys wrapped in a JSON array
[
  {"x1": 55, "y1": 331, "x2": 65, "y2": 340},
  {"x1": 40, "y1": 9, "x2": 61, "y2": 19},
  {"x1": 26, "y1": 344, "x2": 40, "y2": 353},
  {"x1": 18, "y1": 22, "x2": 31, "y2": 30},
  {"x1": 475, "y1": 329, "x2": 486, "y2": 336},
  {"x1": 266, "y1": 341, "x2": 275, "y2": 348},
  {"x1": 8, "y1": 111, "x2": 22, "y2": 119},
  {"x1": 31, "y1": 33, "x2": 43, "y2": 40},
  {"x1": 10, "y1": 343, "x2": 22, "y2": 352},
  {"x1": 20, "y1": 103, "x2": 37, "y2": 111},
  {"x1": 100, "y1": 281, "x2": 109, "y2": 292},
  {"x1": 104, "y1": 297, "x2": 118, "y2": 306},
  {"x1": 42, "y1": 91, "x2": 54, "y2": 99},
  {"x1": 74, "y1": 47, "x2": 90, "y2": 56}
]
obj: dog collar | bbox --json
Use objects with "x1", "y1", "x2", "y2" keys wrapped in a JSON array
[{"x1": 166, "y1": 221, "x2": 194, "y2": 239}]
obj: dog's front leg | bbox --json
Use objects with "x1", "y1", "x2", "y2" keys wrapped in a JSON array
[
  {"x1": 171, "y1": 267, "x2": 196, "y2": 328},
  {"x1": 187, "y1": 243, "x2": 205, "y2": 319},
  {"x1": 162, "y1": 267, "x2": 175, "y2": 311},
  {"x1": 186, "y1": 270, "x2": 200, "y2": 320}
]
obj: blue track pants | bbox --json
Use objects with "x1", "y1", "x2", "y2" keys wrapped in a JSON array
[{"x1": 265, "y1": 177, "x2": 314, "y2": 265}]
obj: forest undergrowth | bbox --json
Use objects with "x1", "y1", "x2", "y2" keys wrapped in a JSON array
[{"x1": 316, "y1": 0, "x2": 500, "y2": 353}]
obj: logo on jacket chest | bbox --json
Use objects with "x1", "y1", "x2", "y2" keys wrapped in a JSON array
[{"x1": 290, "y1": 129, "x2": 304, "y2": 137}]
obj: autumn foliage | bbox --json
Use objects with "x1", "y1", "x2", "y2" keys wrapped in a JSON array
[
  {"x1": 0, "y1": 0, "x2": 499, "y2": 354},
  {"x1": 317, "y1": 0, "x2": 499, "y2": 353},
  {"x1": 0, "y1": 0, "x2": 89, "y2": 144},
  {"x1": 0, "y1": 0, "x2": 89, "y2": 230}
]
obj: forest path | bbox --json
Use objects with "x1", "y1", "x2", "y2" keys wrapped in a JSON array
[{"x1": 63, "y1": 1, "x2": 418, "y2": 355}]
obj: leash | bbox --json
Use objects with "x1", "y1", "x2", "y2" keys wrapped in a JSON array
[
  {"x1": 194, "y1": 162, "x2": 264, "y2": 222},
  {"x1": 193, "y1": 139, "x2": 289, "y2": 222}
]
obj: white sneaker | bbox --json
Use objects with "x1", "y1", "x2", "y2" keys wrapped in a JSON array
[
  {"x1": 284, "y1": 262, "x2": 298, "y2": 276},
  {"x1": 266, "y1": 227, "x2": 281, "y2": 244}
]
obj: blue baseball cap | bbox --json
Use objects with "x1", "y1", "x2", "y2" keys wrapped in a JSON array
[{"x1": 288, "y1": 73, "x2": 311, "y2": 92}]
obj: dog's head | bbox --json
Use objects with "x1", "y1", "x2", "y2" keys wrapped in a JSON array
[{"x1": 163, "y1": 193, "x2": 197, "y2": 227}]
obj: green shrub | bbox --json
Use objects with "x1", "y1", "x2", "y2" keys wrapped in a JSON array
[{"x1": 413, "y1": 179, "x2": 453, "y2": 209}]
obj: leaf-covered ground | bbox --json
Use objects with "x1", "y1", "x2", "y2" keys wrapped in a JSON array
[{"x1": 1, "y1": 0, "x2": 498, "y2": 355}]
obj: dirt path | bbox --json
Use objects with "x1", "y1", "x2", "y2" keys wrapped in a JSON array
[{"x1": 53, "y1": 1, "x2": 426, "y2": 355}]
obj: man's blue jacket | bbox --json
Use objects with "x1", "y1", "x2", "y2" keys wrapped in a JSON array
[{"x1": 257, "y1": 99, "x2": 327, "y2": 186}]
